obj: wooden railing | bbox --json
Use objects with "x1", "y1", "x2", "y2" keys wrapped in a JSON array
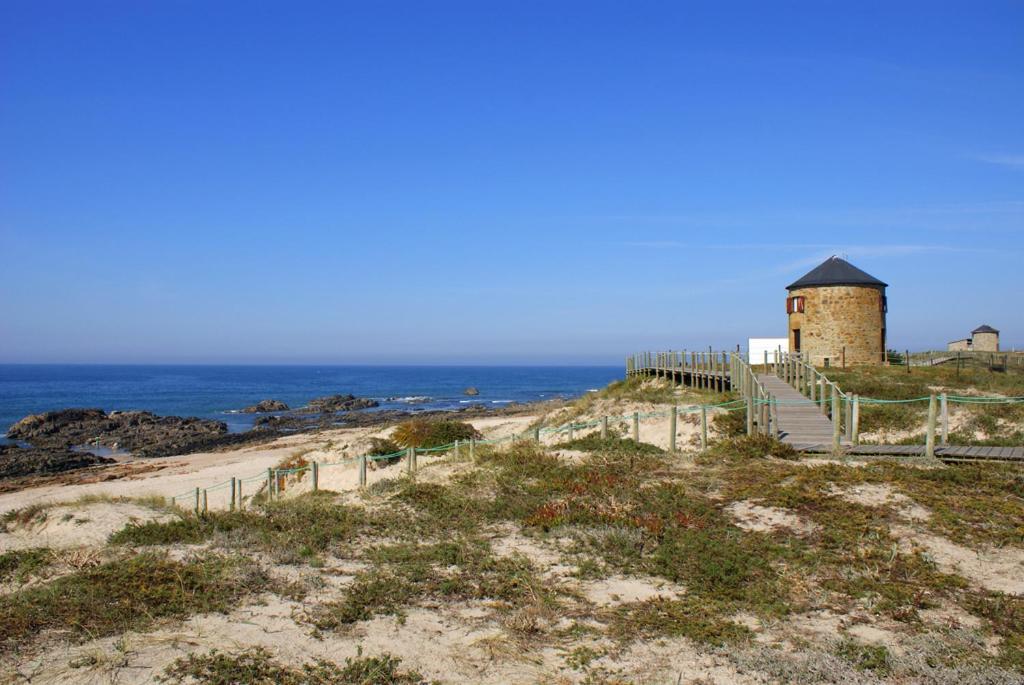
[{"x1": 628, "y1": 349, "x2": 779, "y2": 438}]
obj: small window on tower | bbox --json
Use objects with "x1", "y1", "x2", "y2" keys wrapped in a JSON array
[{"x1": 787, "y1": 296, "x2": 805, "y2": 314}]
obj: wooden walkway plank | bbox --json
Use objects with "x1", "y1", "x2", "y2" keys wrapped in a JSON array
[
  {"x1": 756, "y1": 373, "x2": 845, "y2": 446},
  {"x1": 630, "y1": 359, "x2": 1022, "y2": 464}
]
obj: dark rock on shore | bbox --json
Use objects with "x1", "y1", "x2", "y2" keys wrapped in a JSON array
[
  {"x1": 0, "y1": 444, "x2": 115, "y2": 480},
  {"x1": 463, "y1": 387, "x2": 480, "y2": 396},
  {"x1": 299, "y1": 394, "x2": 379, "y2": 413},
  {"x1": 6, "y1": 408, "x2": 228, "y2": 457},
  {"x1": 241, "y1": 399, "x2": 290, "y2": 414}
]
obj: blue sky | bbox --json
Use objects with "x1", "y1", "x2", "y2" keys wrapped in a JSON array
[{"x1": 1, "y1": 1, "x2": 1021, "y2": 364}]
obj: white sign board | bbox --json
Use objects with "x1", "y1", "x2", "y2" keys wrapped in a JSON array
[{"x1": 748, "y1": 338, "x2": 788, "y2": 364}]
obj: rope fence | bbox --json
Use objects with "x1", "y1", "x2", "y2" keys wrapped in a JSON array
[
  {"x1": 629, "y1": 348, "x2": 1024, "y2": 459},
  {"x1": 169, "y1": 352, "x2": 1024, "y2": 513}
]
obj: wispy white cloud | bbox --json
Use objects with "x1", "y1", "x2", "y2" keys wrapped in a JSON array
[{"x1": 974, "y1": 154, "x2": 1024, "y2": 169}]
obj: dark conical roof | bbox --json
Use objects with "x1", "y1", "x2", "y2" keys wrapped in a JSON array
[
  {"x1": 786, "y1": 256, "x2": 887, "y2": 290},
  {"x1": 972, "y1": 324, "x2": 999, "y2": 334}
]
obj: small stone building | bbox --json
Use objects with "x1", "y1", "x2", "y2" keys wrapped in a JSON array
[
  {"x1": 786, "y1": 256, "x2": 887, "y2": 366},
  {"x1": 948, "y1": 325, "x2": 1000, "y2": 352}
]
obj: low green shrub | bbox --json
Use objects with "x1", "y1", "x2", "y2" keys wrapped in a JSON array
[
  {"x1": 553, "y1": 434, "x2": 665, "y2": 456},
  {"x1": 704, "y1": 435, "x2": 799, "y2": 461},
  {"x1": 391, "y1": 419, "x2": 480, "y2": 449},
  {"x1": 160, "y1": 647, "x2": 424, "y2": 684},
  {"x1": 366, "y1": 437, "x2": 402, "y2": 456},
  {"x1": 110, "y1": 494, "x2": 365, "y2": 564},
  {"x1": 0, "y1": 552, "x2": 265, "y2": 652},
  {"x1": 366, "y1": 437, "x2": 403, "y2": 466},
  {"x1": 712, "y1": 409, "x2": 746, "y2": 438},
  {"x1": 0, "y1": 548, "x2": 52, "y2": 583},
  {"x1": 610, "y1": 596, "x2": 751, "y2": 646}
]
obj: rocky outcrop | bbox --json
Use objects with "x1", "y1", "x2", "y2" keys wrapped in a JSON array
[
  {"x1": 6, "y1": 409, "x2": 228, "y2": 458},
  {"x1": 241, "y1": 399, "x2": 290, "y2": 414},
  {"x1": 0, "y1": 444, "x2": 115, "y2": 480},
  {"x1": 299, "y1": 394, "x2": 379, "y2": 414},
  {"x1": 463, "y1": 387, "x2": 480, "y2": 396}
]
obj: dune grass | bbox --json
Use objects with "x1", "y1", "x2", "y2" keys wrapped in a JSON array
[
  {"x1": 111, "y1": 491, "x2": 365, "y2": 565},
  {"x1": 160, "y1": 647, "x2": 426, "y2": 685},
  {"x1": 0, "y1": 552, "x2": 267, "y2": 654}
]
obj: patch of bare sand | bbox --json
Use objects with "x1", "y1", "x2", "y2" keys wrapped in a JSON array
[
  {"x1": 831, "y1": 482, "x2": 932, "y2": 521},
  {"x1": 892, "y1": 525, "x2": 1024, "y2": 596},
  {"x1": 0, "y1": 414, "x2": 541, "y2": 519},
  {"x1": 6, "y1": 597, "x2": 557, "y2": 685},
  {"x1": 782, "y1": 610, "x2": 905, "y2": 653},
  {"x1": 0, "y1": 501, "x2": 174, "y2": 552},
  {"x1": 725, "y1": 500, "x2": 818, "y2": 535},
  {"x1": 536, "y1": 396, "x2": 715, "y2": 451},
  {"x1": 551, "y1": 448, "x2": 589, "y2": 464},
  {"x1": 579, "y1": 636, "x2": 765, "y2": 684},
  {"x1": 577, "y1": 575, "x2": 685, "y2": 607}
]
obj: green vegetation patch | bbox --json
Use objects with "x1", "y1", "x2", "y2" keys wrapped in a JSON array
[
  {"x1": 0, "y1": 548, "x2": 52, "y2": 584},
  {"x1": 0, "y1": 503, "x2": 49, "y2": 532},
  {"x1": 702, "y1": 434, "x2": 799, "y2": 462},
  {"x1": 160, "y1": 647, "x2": 426, "y2": 685},
  {"x1": 0, "y1": 552, "x2": 265, "y2": 653},
  {"x1": 391, "y1": 418, "x2": 480, "y2": 449},
  {"x1": 111, "y1": 492, "x2": 366, "y2": 565},
  {"x1": 313, "y1": 538, "x2": 551, "y2": 628},
  {"x1": 706, "y1": 459, "x2": 980, "y2": 621},
  {"x1": 441, "y1": 442, "x2": 790, "y2": 620},
  {"x1": 552, "y1": 434, "x2": 665, "y2": 457},
  {"x1": 825, "y1": 363, "x2": 1024, "y2": 440},
  {"x1": 835, "y1": 639, "x2": 892, "y2": 673},
  {"x1": 711, "y1": 407, "x2": 747, "y2": 439},
  {"x1": 609, "y1": 596, "x2": 752, "y2": 646}
]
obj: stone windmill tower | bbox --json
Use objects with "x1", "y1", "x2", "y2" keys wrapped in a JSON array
[{"x1": 786, "y1": 256, "x2": 888, "y2": 366}]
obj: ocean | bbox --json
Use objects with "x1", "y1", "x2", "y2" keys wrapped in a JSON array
[{"x1": 0, "y1": 364, "x2": 622, "y2": 440}]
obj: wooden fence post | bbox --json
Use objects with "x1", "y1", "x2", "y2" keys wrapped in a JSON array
[
  {"x1": 669, "y1": 407, "x2": 677, "y2": 452},
  {"x1": 844, "y1": 395, "x2": 853, "y2": 442},
  {"x1": 940, "y1": 393, "x2": 949, "y2": 445},
  {"x1": 194, "y1": 487, "x2": 200, "y2": 516},
  {"x1": 454, "y1": 440, "x2": 461, "y2": 458},
  {"x1": 201, "y1": 489, "x2": 208, "y2": 515},
  {"x1": 533, "y1": 427, "x2": 541, "y2": 442},
  {"x1": 700, "y1": 405, "x2": 708, "y2": 450},
  {"x1": 266, "y1": 469, "x2": 273, "y2": 501},
  {"x1": 470, "y1": 438, "x2": 476, "y2": 461},
  {"x1": 358, "y1": 455, "x2": 367, "y2": 488},
  {"x1": 311, "y1": 461, "x2": 319, "y2": 492},
  {"x1": 568, "y1": 424, "x2": 574, "y2": 441},
  {"x1": 229, "y1": 477, "x2": 236, "y2": 511},
  {"x1": 632, "y1": 412, "x2": 640, "y2": 442},
  {"x1": 237, "y1": 480, "x2": 244, "y2": 511},
  {"x1": 601, "y1": 416, "x2": 608, "y2": 439},
  {"x1": 407, "y1": 447, "x2": 415, "y2": 474},
  {"x1": 926, "y1": 394, "x2": 937, "y2": 458},
  {"x1": 851, "y1": 394, "x2": 860, "y2": 445},
  {"x1": 831, "y1": 385, "x2": 841, "y2": 454},
  {"x1": 746, "y1": 397, "x2": 754, "y2": 436}
]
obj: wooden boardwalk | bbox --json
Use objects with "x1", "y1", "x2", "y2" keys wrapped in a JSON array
[
  {"x1": 757, "y1": 373, "x2": 846, "y2": 448},
  {"x1": 792, "y1": 443, "x2": 1024, "y2": 462},
  {"x1": 628, "y1": 350, "x2": 1023, "y2": 463}
]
